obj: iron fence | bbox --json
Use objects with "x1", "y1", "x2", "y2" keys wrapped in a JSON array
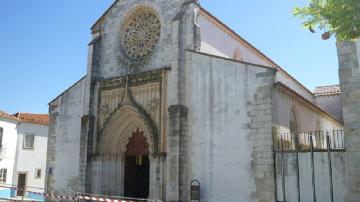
[
  {"x1": 273, "y1": 130, "x2": 345, "y2": 202},
  {"x1": 273, "y1": 130, "x2": 344, "y2": 152}
]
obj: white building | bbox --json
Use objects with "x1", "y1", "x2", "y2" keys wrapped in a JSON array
[{"x1": 0, "y1": 111, "x2": 48, "y2": 201}]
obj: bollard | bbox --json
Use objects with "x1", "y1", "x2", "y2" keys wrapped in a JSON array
[{"x1": 190, "y1": 180, "x2": 200, "y2": 202}]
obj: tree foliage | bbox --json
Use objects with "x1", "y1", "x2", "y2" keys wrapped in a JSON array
[{"x1": 294, "y1": 0, "x2": 360, "y2": 41}]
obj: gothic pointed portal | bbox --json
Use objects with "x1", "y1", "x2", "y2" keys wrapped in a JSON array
[
  {"x1": 124, "y1": 128, "x2": 150, "y2": 198},
  {"x1": 98, "y1": 103, "x2": 155, "y2": 196}
]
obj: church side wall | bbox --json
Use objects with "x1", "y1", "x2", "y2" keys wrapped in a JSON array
[
  {"x1": 46, "y1": 77, "x2": 87, "y2": 195},
  {"x1": 273, "y1": 86, "x2": 343, "y2": 134},
  {"x1": 315, "y1": 94, "x2": 343, "y2": 123},
  {"x1": 198, "y1": 14, "x2": 272, "y2": 67},
  {"x1": 185, "y1": 51, "x2": 276, "y2": 202},
  {"x1": 272, "y1": 85, "x2": 345, "y2": 202},
  {"x1": 198, "y1": 12, "x2": 316, "y2": 106}
]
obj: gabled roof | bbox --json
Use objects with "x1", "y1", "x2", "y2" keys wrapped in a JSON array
[
  {"x1": 0, "y1": 110, "x2": 49, "y2": 125},
  {"x1": 314, "y1": 85, "x2": 341, "y2": 96}
]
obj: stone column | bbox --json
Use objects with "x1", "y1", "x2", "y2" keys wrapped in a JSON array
[
  {"x1": 166, "y1": 105, "x2": 188, "y2": 202},
  {"x1": 337, "y1": 41, "x2": 360, "y2": 202}
]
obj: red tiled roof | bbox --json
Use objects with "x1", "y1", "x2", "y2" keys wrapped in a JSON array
[
  {"x1": 13, "y1": 113, "x2": 49, "y2": 125},
  {"x1": 0, "y1": 111, "x2": 18, "y2": 121},
  {"x1": 0, "y1": 110, "x2": 49, "y2": 125},
  {"x1": 314, "y1": 85, "x2": 341, "y2": 96}
]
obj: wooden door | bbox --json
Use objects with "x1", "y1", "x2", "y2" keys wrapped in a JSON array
[
  {"x1": 17, "y1": 174, "x2": 26, "y2": 196},
  {"x1": 124, "y1": 129, "x2": 150, "y2": 198},
  {"x1": 124, "y1": 155, "x2": 137, "y2": 197}
]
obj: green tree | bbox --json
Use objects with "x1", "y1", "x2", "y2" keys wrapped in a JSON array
[{"x1": 294, "y1": 0, "x2": 360, "y2": 41}]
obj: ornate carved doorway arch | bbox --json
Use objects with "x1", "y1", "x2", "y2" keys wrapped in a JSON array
[{"x1": 98, "y1": 104, "x2": 155, "y2": 197}]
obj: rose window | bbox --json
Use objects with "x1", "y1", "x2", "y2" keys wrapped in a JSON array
[{"x1": 121, "y1": 12, "x2": 161, "y2": 61}]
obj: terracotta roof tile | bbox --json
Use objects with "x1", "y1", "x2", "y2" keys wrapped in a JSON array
[
  {"x1": 0, "y1": 111, "x2": 18, "y2": 121},
  {"x1": 13, "y1": 113, "x2": 49, "y2": 125},
  {"x1": 314, "y1": 85, "x2": 341, "y2": 96},
  {"x1": 0, "y1": 110, "x2": 49, "y2": 125}
]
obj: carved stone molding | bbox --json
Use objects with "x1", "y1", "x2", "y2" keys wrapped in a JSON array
[
  {"x1": 99, "y1": 105, "x2": 156, "y2": 155},
  {"x1": 97, "y1": 69, "x2": 168, "y2": 156},
  {"x1": 121, "y1": 11, "x2": 161, "y2": 61},
  {"x1": 116, "y1": 6, "x2": 162, "y2": 68},
  {"x1": 99, "y1": 69, "x2": 164, "y2": 90}
]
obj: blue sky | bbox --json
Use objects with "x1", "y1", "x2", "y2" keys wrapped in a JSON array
[{"x1": 0, "y1": 0, "x2": 339, "y2": 114}]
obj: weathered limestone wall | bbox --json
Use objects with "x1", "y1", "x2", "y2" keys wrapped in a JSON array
[
  {"x1": 185, "y1": 51, "x2": 275, "y2": 202},
  {"x1": 91, "y1": 0, "x2": 197, "y2": 80},
  {"x1": 199, "y1": 15, "x2": 271, "y2": 66},
  {"x1": 315, "y1": 94, "x2": 343, "y2": 123},
  {"x1": 87, "y1": 1, "x2": 201, "y2": 200},
  {"x1": 275, "y1": 152, "x2": 347, "y2": 202},
  {"x1": 46, "y1": 77, "x2": 87, "y2": 195},
  {"x1": 198, "y1": 10, "x2": 316, "y2": 105},
  {"x1": 273, "y1": 86, "x2": 343, "y2": 134},
  {"x1": 337, "y1": 40, "x2": 360, "y2": 202},
  {"x1": 198, "y1": 13, "x2": 272, "y2": 67}
]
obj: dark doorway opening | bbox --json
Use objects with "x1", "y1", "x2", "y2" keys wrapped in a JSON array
[
  {"x1": 124, "y1": 155, "x2": 150, "y2": 198},
  {"x1": 124, "y1": 128, "x2": 150, "y2": 198},
  {"x1": 17, "y1": 173, "x2": 26, "y2": 197}
]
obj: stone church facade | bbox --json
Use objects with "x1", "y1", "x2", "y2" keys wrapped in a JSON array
[{"x1": 46, "y1": 1, "x2": 343, "y2": 201}]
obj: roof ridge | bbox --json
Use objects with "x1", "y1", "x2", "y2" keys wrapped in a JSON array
[
  {"x1": 315, "y1": 84, "x2": 340, "y2": 88},
  {"x1": 313, "y1": 85, "x2": 341, "y2": 96}
]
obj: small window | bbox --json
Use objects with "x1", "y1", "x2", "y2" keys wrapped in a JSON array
[
  {"x1": 23, "y1": 134, "x2": 34, "y2": 149},
  {"x1": 35, "y1": 169, "x2": 41, "y2": 178},
  {"x1": 0, "y1": 169, "x2": 7, "y2": 183}
]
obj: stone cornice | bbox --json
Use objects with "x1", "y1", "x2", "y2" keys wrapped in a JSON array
[{"x1": 98, "y1": 67, "x2": 170, "y2": 90}]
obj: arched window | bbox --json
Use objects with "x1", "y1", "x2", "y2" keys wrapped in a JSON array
[
  {"x1": 290, "y1": 109, "x2": 298, "y2": 134},
  {"x1": 290, "y1": 109, "x2": 298, "y2": 150}
]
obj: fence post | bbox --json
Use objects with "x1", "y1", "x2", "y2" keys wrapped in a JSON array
[
  {"x1": 75, "y1": 192, "x2": 80, "y2": 202},
  {"x1": 310, "y1": 136, "x2": 316, "y2": 202},
  {"x1": 21, "y1": 185, "x2": 25, "y2": 201},
  {"x1": 326, "y1": 134, "x2": 334, "y2": 202},
  {"x1": 295, "y1": 133, "x2": 300, "y2": 202},
  {"x1": 281, "y1": 134, "x2": 286, "y2": 202}
]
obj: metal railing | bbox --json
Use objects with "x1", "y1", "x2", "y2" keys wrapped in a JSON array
[
  {"x1": 273, "y1": 130, "x2": 344, "y2": 152},
  {"x1": 273, "y1": 130, "x2": 342, "y2": 202}
]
